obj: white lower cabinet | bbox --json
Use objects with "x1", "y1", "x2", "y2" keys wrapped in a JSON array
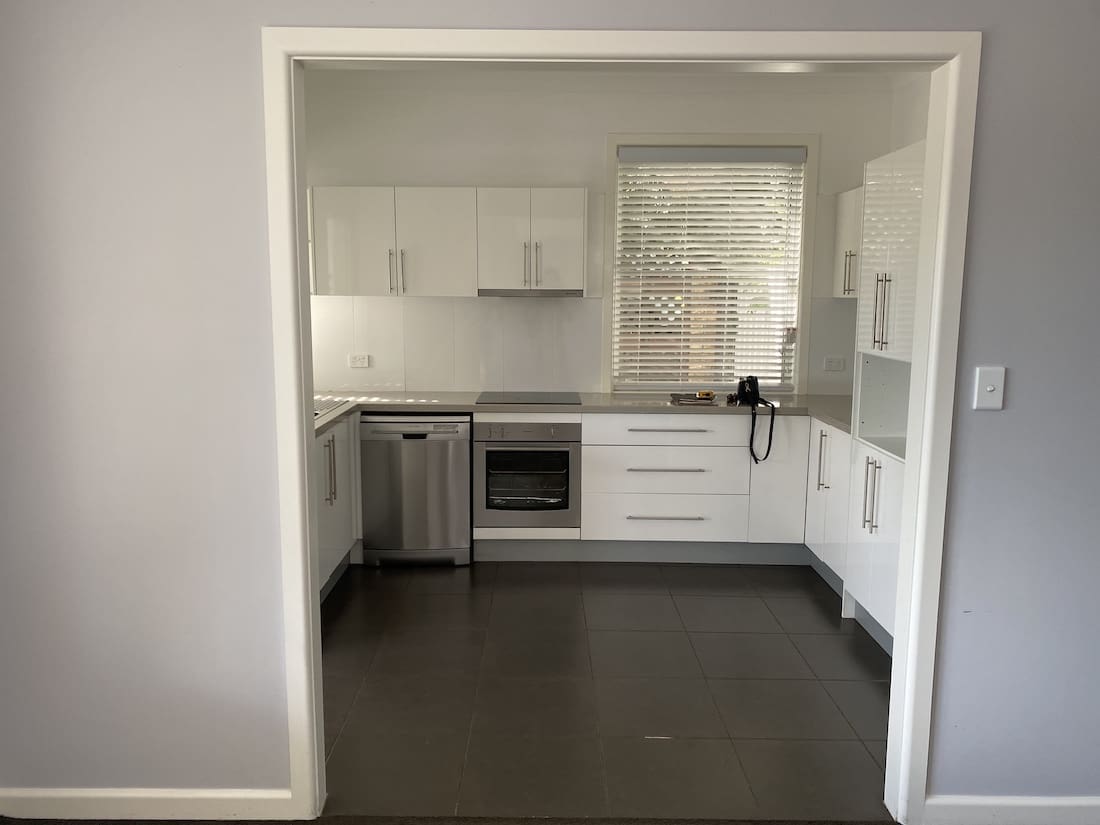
[
  {"x1": 805, "y1": 419, "x2": 852, "y2": 580},
  {"x1": 315, "y1": 416, "x2": 355, "y2": 594},
  {"x1": 581, "y1": 492, "x2": 749, "y2": 542},
  {"x1": 583, "y1": 445, "x2": 749, "y2": 495},
  {"x1": 747, "y1": 415, "x2": 810, "y2": 543},
  {"x1": 845, "y1": 443, "x2": 903, "y2": 635}
]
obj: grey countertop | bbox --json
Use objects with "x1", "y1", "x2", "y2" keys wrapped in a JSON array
[{"x1": 314, "y1": 391, "x2": 852, "y2": 435}]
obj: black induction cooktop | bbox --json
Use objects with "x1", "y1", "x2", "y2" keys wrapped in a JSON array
[{"x1": 475, "y1": 391, "x2": 582, "y2": 405}]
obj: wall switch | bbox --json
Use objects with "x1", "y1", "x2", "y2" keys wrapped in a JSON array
[
  {"x1": 823, "y1": 356, "x2": 846, "y2": 373},
  {"x1": 972, "y1": 365, "x2": 1005, "y2": 410},
  {"x1": 347, "y1": 353, "x2": 371, "y2": 368}
]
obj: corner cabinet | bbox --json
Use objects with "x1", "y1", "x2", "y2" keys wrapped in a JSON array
[
  {"x1": 844, "y1": 443, "x2": 903, "y2": 635},
  {"x1": 855, "y1": 141, "x2": 925, "y2": 361},
  {"x1": 477, "y1": 187, "x2": 586, "y2": 296},
  {"x1": 315, "y1": 415, "x2": 356, "y2": 597},
  {"x1": 804, "y1": 419, "x2": 852, "y2": 580}
]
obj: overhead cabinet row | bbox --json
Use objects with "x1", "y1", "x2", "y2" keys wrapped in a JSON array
[{"x1": 310, "y1": 186, "x2": 586, "y2": 298}]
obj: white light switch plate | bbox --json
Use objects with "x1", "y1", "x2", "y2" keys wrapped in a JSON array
[
  {"x1": 347, "y1": 353, "x2": 371, "y2": 368},
  {"x1": 823, "y1": 356, "x2": 846, "y2": 373},
  {"x1": 973, "y1": 365, "x2": 1005, "y2": 410}
]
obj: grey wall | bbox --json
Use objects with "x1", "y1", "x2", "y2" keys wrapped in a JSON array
[{"x1": 1, "y1": 0, "x2": 1098, "y2": 799}]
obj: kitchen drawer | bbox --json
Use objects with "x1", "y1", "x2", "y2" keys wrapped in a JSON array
[
  {"x1": 583, "y1": 445, "x2": 749, "y2": 495},
  {"x1": 581, "y1": 492, "x2": 749, "y2": 542},
  {"x1": 582, "y1": 413, "x2": 750, "y2": 447}
]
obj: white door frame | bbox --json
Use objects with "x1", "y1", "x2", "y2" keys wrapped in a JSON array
[{"x1": 261, "y1": 28, "x2": 981, "y2": 823}]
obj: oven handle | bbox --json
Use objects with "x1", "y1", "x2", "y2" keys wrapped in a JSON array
[{"x1": 476, "y1": 443, "x2": 579, "y2": 450}]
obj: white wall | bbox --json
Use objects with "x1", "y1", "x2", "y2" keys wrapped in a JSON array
[
  {"x1": 890, "y1": 72, "x2": 932, "y2": 149},
  {"x1": 305, "y1": 68, "x2": 900, "y2": 394},
  {"x1": 3, "y1": 0, "x2": 1100, "y2": 808}
]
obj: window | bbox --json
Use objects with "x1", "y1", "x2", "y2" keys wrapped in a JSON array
[{"x1": 612, "y1": 145, "x2": 807, "y2": 392}]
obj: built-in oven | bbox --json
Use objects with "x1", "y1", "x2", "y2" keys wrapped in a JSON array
[{"x1": 473, "y1": 421, "x2": 581, "y2": 529}]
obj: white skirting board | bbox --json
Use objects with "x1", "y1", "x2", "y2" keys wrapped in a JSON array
[
  {"x1": 0, "y1": 787, "x2": 304, "y2": 820},
  {"x1": 923, "y1": 795, "x2": 1100, "y2": 825},
  {"x1": 474, "y1": 539, "x2": 811, "y2": 564}
]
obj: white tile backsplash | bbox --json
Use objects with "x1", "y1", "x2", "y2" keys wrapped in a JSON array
[
  {"x1": 310, "y1": 295, "x2": 356, "y2": 391},
  {"x1": 403, "y1": 298, "x2": 457, "y2": 391},
  {"x1": 352, "y1": 296, "x2": 405, "y2": 389}
]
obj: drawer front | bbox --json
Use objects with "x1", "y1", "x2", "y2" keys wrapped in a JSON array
[
  {"x1": 581, "y1": 493, "x2": 748, "y2": 542},
  {"x1": 582, "y1": 413, "x2": 750, "y2": 447},
  {"x1": 583, "y1": 446, "x2": 749, "y2": 495}
]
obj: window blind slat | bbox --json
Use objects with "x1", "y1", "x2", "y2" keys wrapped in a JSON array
[{"x1": 612, "y1": 157, "x2": 804, "y2": 392}]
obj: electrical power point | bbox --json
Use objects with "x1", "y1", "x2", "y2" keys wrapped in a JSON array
[
  {"x1": 823, "y1": 356, "x2": 846, "y2": 372},
  {"x1": 347, "y1": 353, "x2": 371, "y2": 368}
]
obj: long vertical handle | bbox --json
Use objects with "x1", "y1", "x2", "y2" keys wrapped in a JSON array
[
  {"x1": 862, "y1": 455, "x2": 873, "y2": 529},
  {"x1": 817, "y1": 430, "x2": 829, "y2": 490},
  {"x1": 871, "y1": 274, "x2": 882, "y2": 348},
  {"x1": 523, "y1": 241, "x2": 530, "y2": 286},
  {"x1": 399, "y1": 249, "x2": 407, "y2": 294},
  {"x1": 323, "y1": 438, "x2": 334, "y2": 505},
  {"x1": 331, "y1": 434, "x2": 338, "y2": 502},
  {"x1": 870, "y1": 460, "x2": 881, "y2": 532},
  {"x1": 879, "y1": 276, "x2": 891, "y2": 350},
  {"x1": 843, "y1": 251, "x2": 851, "y2": 295},
  {"x1": 388, "y1": 249, "x2": 396, "y2": 293},
  {"x1": 535, "y1": 241, "x2": 542, "y2": 286}
]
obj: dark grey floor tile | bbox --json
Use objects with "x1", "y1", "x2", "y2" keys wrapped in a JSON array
[
  {"x1": 489, "y1": 592, "x2": 585, "y2": 630},
  {"x1": 584, "y1": 593, "x2": 683, "y2": 631},
  {"x1": 595, "y1": 678, "x2": 726, "y2": 738},
  {"x1": 765, "y1": 594, "x2": 858, "y2": 634},
  {"x1": 735, "y1": 738, "x2": 891, "y2": 821},
  {"x1": 368, "y1": 628, "x2": 486, "y2": 677},
  {"x1": 791, "y1": 632, "x2": 892, "y2": 681},
  {"x1": 381, "y1": 593, "x2": 492, "y2": 631},
  {"x1": 474, "y1": 677, "x2": 598, "y2": 737},
  {"x1": 709, "y1": 679, "x2": 857, "y2": 740},
  {"x1": 457, "y1": 733, "x2": 607, "y2": 816},
  {"x1": 865, "y1": 739, "x2": 888, "y2": 768},
  {"x1": 494, "y1": 562, "x2": 581, "y2": 592},
  {"x1": 355, "y1": 566, "x2": 414, "y2": 593},
  {"x1": 589, "y1": 630, "x2": 701, "y2": 677},
  {"x1": 691, "y1": 632, "x2": 815, "y2": 679},
  {"x1": 581, "y1": 562, "x2": 668, "y2": 592},
  {"x1": 321, "y1": 629, "x2": 379, "y2": 678},
  {"x1": 674, "y1": 595, "x2": 783, "y2": 633},
  {"x1": 483, "y1": 627, "x2": 591, "y2": 677},
  {"x1": 345, "y1": 675, "x2": 478, "y2": 736},
  {"x1": 745, "y1": 565, "x2": 835, "y2": 598},
  {"x1": 322, "y1": 669, "x2": 365, "y2": 756},
  {"x1": 823, "y1": 680, "x2": 891, "y2": 740},
  {"x1": 660, "y1": 564, "x2": 756, "y2": 595},
  {"x1": 403, "y1": 562, "x2": 498, "y2": 593},
  {"x1": 603, "y1": 737, "x2": 757, "y2": 818},
  {"x1": 324, "y1": 729, "x2": 467, "y2": 815}
]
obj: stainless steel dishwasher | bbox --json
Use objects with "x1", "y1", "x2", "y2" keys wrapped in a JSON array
[{"x1": 360, "y1": 415, "x2": 471, "y2": 566}]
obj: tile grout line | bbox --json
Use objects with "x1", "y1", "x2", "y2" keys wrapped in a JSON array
[
  {"x1": 451, "y1": 575, "x2": 494, "y2": 816},
  {"x1": 582, "y1": 573, "x2": 614, "y2": 818}
]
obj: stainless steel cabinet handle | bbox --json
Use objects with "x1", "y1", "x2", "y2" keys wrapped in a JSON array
[
  {"x1": 323, "y1": 437, "x2": 334, "y2": 505},
  {"x1": 871, "y1": 274, "x2": 882, "y2": 348},
  {"x1": 843, "y1": 251, "x2": 851, "y2": 294},
  {"x1": 535, "y1": 241, "x2": 542, "y2": 286},
  {"x1": 399, "y1": 248, "x2": 407, "y2": 294},
  {"x1": 627, "y1": 467, "x2": 707, "y2": 473},
  {"x1": 626, "y1": 515, "x2": 706, "y2": 521},
  {"x1": 870, "y1": 460, "x2": 881, "y2": 533},
  {"x1": 627, "y1": 427, "x2": 710, "y2": 433},
  {"x1": 388, "y1": 248, "x2": 396, "y2": 293},
  {"x1": 817, "y1": 429, "x2": 829, "y2": 490},
  {"x1": 862, "y1": 455, "x2": 873, "y2": 529},
  {"x1": 879, "y1": 276, "x2": 891, "y2": 350},
  {"x1": 329, "y1": 434, "x2": 337, "y2": 503},
  {"x1": 523, "y1": 241, "x2": 530, "y2": 286}
]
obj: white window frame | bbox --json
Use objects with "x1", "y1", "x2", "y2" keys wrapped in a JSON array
[{"x1": 602, "y1": 133, "x2": 820, "y2": 395}]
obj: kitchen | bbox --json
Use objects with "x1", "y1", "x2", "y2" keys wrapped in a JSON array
[{"x1": 306, "y1": 61, "x2": 931, "y2": 819}]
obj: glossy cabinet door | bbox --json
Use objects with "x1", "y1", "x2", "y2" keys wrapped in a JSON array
[
  {"x1": 856, "y1": 156, "x2": 891, "y2": 354},
  {"x1": 821, "y1": 424, "x2": 852, "y2": 581},
  {"x1": 477, "y1": 188, "x2": 532, "y2": 292},
  {"x1": 845, "y1": 446, "x2": 875, "y2": 617},
  {"x1": 311, "y1": 186, "x2": 397, "y2": 296},
  {"x1": 846, "y1": 443, "x2": 902, "y2": 635},
  {"x1": 530, "y1": 187, "x2": 586, "y2": 293},
  {"x1": 394, "y1": 187, "x2": 478, "y2": 297},
  {"x1": 804, "y1": 421, "x2": 828, "y2": 554},
  {"x1": 832, "y1": 186, "x2": 863, "y2": 299},
  {"x1": 747, "y1": 415, "x2": 810, "y2": 543},
  {"x1": 315, "y1": 417, "x2": 355, "y2": 594}
]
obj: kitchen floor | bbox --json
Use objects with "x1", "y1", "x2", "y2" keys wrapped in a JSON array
[{"x1": 320, "y1": 561, "x2": 892, "y2": 821}]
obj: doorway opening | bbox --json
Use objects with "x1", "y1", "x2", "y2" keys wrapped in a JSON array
[{"x1": 261, "y1": 29, "x2": 980, "y2": 824}]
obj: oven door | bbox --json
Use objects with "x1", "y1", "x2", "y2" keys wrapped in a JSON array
[{"x1": 473, "y1": 441, "x2": 581, "y2": 528}]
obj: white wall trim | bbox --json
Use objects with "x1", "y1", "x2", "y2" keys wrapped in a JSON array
[
  {"x1": 0, "y1": 788, "x2": 294, "y2": 820},
  {"x1": 257, "y1": 27, "x2": 983, "y2": 824},
  {"x1": 924, "y1": 795, "x2": 1100, "y2": 825}
]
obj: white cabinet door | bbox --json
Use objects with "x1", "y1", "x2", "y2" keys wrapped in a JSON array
[
  {"x1": 582, "y1": 413, "x2": 750, "y2": 448},
  {"x1": 316, "y1": 417, "x2": 355, "y2": 593},
  {"x1": 845, "y1": 446, "x2": 876, "y2": 612},
  {"x1": 530, "y1": 188, "x2": 586, "y2": 293},
  {"x1": 867, "y1": 451, "x2": 903, "y2": 635},
  {"x1": 805, "y1": 420, "x2": 828, "y2": 557},
  {"x1": 856, "y1": 156, "x2": 891, "y2": 354},
  {"x1": 832, "y1": 186, "x2": 863, "y2": 299},
  {"x1": 311, "y1": 186, "x2": 397, "y2": 296},
  {"x1": 821, "y1": 424, "x2": 852, "y2": 581},
  {"x1": 477, "y1": 187, "x2": 532, "y2": 292},
  {"x1": 582, "y1": 493, "x2": 749, "y2": 542},
  {"x1": 395, "y1": 187, "x2": 478, "y2": 297},
  {"x1": 747, "y1": 415, "x2": 810, "y2": 543},
  {"x1": 880, "y1": 142, "x2": 924, "y2": 362},
  {"x1": 584, "y1": 445, "x2": 750, "y2": 495}
]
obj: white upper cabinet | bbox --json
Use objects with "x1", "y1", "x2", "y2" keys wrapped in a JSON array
[
  {"x1": 832, "y1": 186, "x2": 863, "y2": 299},
  {"x1": 855, "y1": 142, "x2": 925, "y2": 361},
  {"x1": 477, "y1": 187, "x2": 586, "y2": 295},
  {"x1": 311, "y1": 186, "x2": 398, "y2": 296},
  {"x1": 394, "y1": 187, "x2": 478, "y2": 297}
]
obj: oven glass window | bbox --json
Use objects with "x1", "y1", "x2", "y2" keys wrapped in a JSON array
[{"x1": 484, "y1": 449, "x2": 570, "y2": 511}]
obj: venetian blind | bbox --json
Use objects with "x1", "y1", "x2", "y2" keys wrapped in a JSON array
[{"x1": 613, "y1": 146, "x2": 806, "y2": 392}]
